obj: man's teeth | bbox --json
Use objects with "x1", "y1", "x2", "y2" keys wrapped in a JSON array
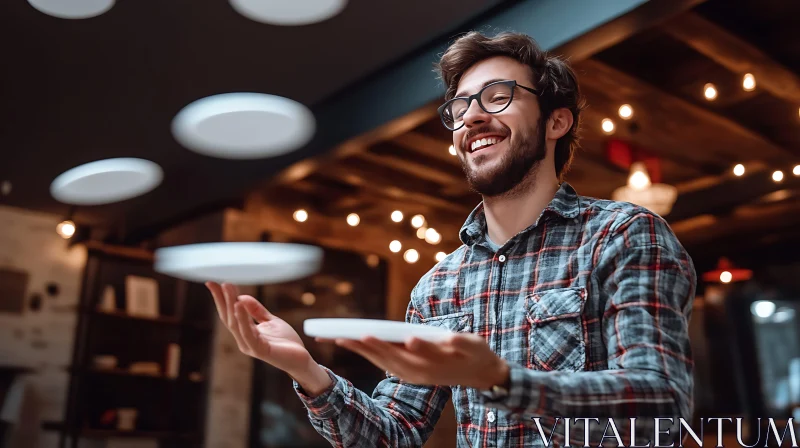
[{"x1": 471, "y1": 137, "x2": 502, "y2": 152}]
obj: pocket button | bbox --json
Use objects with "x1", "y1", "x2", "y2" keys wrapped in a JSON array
[
  {"x1": 498, "y1": 255, "x2": 506, "y2": 263},
  {"x1": 487, "y1": 411, "x2": 496, "y2": 423}
]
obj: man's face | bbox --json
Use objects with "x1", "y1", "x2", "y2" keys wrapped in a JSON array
[{"x1": 452, "y1": 56, "x2": 546, "y2": 197}]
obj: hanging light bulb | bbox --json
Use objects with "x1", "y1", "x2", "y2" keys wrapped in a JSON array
[
  {"x1": 403, "y1": 249, "x2": 419, "y2": 263},
  {"x1": 772, "y1": 171, "x2": 784, "y2": 182},
  {"x1": 601, "y1": 118, "x2": 615, "y2": 134},
  {"x1": 416, "y1": 227, "x2": 427, "y2": 239},
  {"x1": 733, "y1": 164, "x2": 745, "y2": 176},
  {"x1": 293, "y1": 209, "x2": 308, "y2": 222},
  {"x1": 618, "y1": 104, "x2": 633, "y2": 120},
  {"x1": 389, "y1": 240, "x2": 402, "y2": 253},
  {"x1": 346, "y1": 213, "x2": 360, "y2": 226},
  {"x1": 611, "y1": 162, "x2": 677, "y2": 216},
  {"x1": 424, "y1": 228, "x2": 441, "y2": 244},
  {"x1": 410, "y1": 214, "x2": 425, "y2": 228},
  {"x1": 435, "y1": 252, "x2": 446, "y2": 262},
  {"x1": 391, "y1": 210, "x2": 403, "y2": 222},
  {"x1": 627, "y1": 162, "x2": 652, "y2": 191},
  {"x1": 742, "y1": 73, "x2": 756, "y2": 91},
  {"x1": 704, "y1": 83, "x2": 718, "y2": 100},
  {"x1": 793, "y1": 165, "x2": 800, "y2": 176},
  {"x1": 57, "y1": 220, "x2": 76, "y2": 239},
  {"x1": 448, "y1": 145, "x2": 456, "y2": 156}
]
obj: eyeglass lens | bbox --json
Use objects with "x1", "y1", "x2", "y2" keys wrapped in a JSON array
[{"x1": 441, "y1": 82, "x2": 513, "y2": 130}]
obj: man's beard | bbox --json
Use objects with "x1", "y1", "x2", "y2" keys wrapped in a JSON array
[{"x1": 460, "y1": 119, "x2": 546, "y2": 198}]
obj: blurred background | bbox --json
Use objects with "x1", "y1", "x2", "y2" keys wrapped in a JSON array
[{"x1": 1, "y1": 0, "x2": 799, "y2": 447}]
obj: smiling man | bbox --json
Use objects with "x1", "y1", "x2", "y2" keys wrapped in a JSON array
[{"x1": 206, "y1": 31, "x2": 697, "y2": 447}]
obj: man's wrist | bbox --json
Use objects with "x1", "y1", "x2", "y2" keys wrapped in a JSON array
[
  {"x1": 478, "y1": 357, "x2": 510, "y2": 390},
  {"x1": 290, "y1": 356, "x2": 333, "y2": 397}
]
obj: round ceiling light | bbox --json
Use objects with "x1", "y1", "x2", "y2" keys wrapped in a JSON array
[
  {"x1": 172, "y1": 93, "x2": 316, "y2": 160},
  {"x1": 230, "y1": 0, "x2": 347, "y2": 26},
  {"x1": 50, "y1": 158, "x2": 163, "y2": 205},
  {"x1": 27, "y1": 0, "x2": 114, "y2": 19}
]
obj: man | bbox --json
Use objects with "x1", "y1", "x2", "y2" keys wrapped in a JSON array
[{"x1": 206, "y1": 31, "x2": 696, "y2": 447}]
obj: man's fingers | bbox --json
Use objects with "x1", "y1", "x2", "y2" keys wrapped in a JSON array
[
  {"x1": 405, "y1": 337, "x2": 453, "y2": 359},
  {"x1": 222, "y1": 283, "x2": 239, "y2": 328},
  {"x1": 237, "y1": 295, "x2": 273, "y2": 323},
  {"x1": 235, "y1": 301, "x2": 261, "y2": 355},
  {"x1": 205, "y1": 282, "x2": 227, "y2": 322}
]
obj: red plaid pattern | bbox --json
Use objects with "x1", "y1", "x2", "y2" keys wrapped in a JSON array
[{"x1": 294, "y1": 183, "x2": 696, "y2": 447}]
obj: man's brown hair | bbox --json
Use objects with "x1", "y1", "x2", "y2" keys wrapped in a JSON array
[{"x1": 435, "y1": 31, "x2": 585, "y2": 181}]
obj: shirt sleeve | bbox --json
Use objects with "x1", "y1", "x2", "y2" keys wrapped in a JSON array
[
  {"x1": 293, "y1": 296, "x2": 452, "y2": 447},
  {"x1": 480, "y1": 212, "x2": 696, "y2": 446}
]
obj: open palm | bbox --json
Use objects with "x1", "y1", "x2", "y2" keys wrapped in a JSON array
[{"x1": 206, "y1": 282, "x2": 311, "y2": 375}]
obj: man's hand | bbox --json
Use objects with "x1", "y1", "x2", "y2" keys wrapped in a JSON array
[
  {"x1": 206, "y1": 282, "x2": 332, "y2": 395},
  {"x1": 330, "y1": 333, "x2": 510, "y2": 390}
]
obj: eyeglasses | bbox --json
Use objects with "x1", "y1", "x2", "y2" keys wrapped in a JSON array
[{"x1": 437, "y1": 80, "x2": 539, "y2": 131}]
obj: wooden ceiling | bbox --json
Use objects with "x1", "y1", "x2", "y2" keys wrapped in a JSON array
[{"x1": 249, "y1": 0, "x2": 800, "y2": 272}]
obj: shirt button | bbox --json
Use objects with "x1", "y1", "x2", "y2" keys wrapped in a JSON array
[
  {"x1": 498, "y1": 255, "x2": 506, "y2": 263},
  {"x1": 487, "y1": 411, "x2": 496, "y2": 423}
]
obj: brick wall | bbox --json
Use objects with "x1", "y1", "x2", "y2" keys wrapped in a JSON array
[{"x1": 0, "y1": 205, "x2": 87, "y2": 447}]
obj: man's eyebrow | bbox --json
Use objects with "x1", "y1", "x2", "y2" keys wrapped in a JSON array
[{"x1": 454, "y1": 78, "x2": 509, "y2": 98}]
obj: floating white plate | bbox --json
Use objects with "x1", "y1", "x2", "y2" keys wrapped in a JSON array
[
  {"x1": 230, "y1": 0, "x2": 347, "y2": 26},
  {"x1": 154, "y1": 242, "x2": 323, "y2": 285},
  {"x1": 304, "y1": 318, "x2": 454, "y2": 343},
  {"x1": 171, "y1": 92, "x2": 316, "y2": 159},
  {"x1": 28, "y1": 0, "x2": 115, "y2": 19},
  {"x1": 50, "y1": 158, "x2": 163, "y2": 205}
]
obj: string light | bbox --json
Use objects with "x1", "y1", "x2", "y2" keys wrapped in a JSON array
[
  {"x1": 601, "y1": 118, "x2": 615, "y2": 134},
  {"x1": 742, "y1": 74, "x2": 756, "y2": 91},
  {"x1": 448, "y1": 145, "x2": 456, "y2": 156},
  {"x1": 57, "y1": 220, "x2": 76, "y2": 239},
  {"x1": 424, "y1": 228, "x2": 441, "y2": 244},
  {"x1": 435, "y1": 252, "x2": 446, "y2": 262},
  {"x1": 704, "y1": 83, "x2": 717, "y2": 100},
  {"x1": 403, "y1": 249, "x2": 419, "y2": 264},
  {"x1": 793, "y1": 165, "x2": 800, "y2": 176},
  {"x1": 293, "y1": 209, "x2": 308, "y2": 222},
  {"x1": 389, "y1": 240, "x2": 402, "y2": 253},
  {"x1": 416, "y1": 227, "x2": 427, "y2": 239},
  {"x1": 410, "y1": 214, "x2": 425, "y2": 228},
  {"x1": 772, "y1": 171, "x2": 784, "y2": 182},
  {"x1": 719, "y1": 271, "x2": 732, "y2": 283},
  {"x1": 733, "y1": 164, "x2": 745, "y2": 176},
  {"x1": 346, "y1": 213, "x2": 360, "y2": 226},
  {"x1": 391, "y1": 210, "x2": 403, "y2": 222},
  {"x1": 618, "y1": 104, "x2": 633, "y2": 120}
]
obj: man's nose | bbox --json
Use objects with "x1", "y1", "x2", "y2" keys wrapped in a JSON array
[{"x1": 463, "y1": 98, "x2": 490, "y2": 127}]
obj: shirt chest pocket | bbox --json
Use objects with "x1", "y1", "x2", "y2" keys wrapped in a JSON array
[{"x1": 525, "y1": 287, "x2": 587, "y2": 372}]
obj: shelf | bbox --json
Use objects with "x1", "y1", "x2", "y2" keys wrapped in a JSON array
[
  {"x1": 90, "y1": 309, "x2": 212, "y2": 331},
  {"x1": 83, "y1": 241, "x2": 154, "y2": 262},
  {"x1": 81, "y1": 367, "x2": 206, "y2": 383}
]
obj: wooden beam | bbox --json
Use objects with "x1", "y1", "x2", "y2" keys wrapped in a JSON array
[
  {"x1": 662, "y1": 12, "x2": 800, "y2": 105},
  {"x1": 667, "y1": 169, "x2": 800, "y2": 222},
  {"x1": 357, "y1": 146, "x2": 465, "y2": 187},
  {"x1": 576, "y1": 59, "x2": 794, "y2": 168},
  {"x1": 393, "y1": 132, "x2": 461, "y2": 166}
]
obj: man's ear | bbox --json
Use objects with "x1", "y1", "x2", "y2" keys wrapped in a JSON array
[{"x1": 546, "y1": 108, "x2": 573, "y2": 140}]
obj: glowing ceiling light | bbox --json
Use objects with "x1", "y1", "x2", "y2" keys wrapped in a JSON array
[
  {"x1": 772, "y1": 170, "x2": 784, "y2": 182},
  {"x1": 403, "y1": 249, "x2": 419, "y2": 263},
  {"x1": 733, "y1": 164, "x2": 745, "y2": 176},
  {"x1": 719, "y1": 271, "x2": 732, "y2": 283},
  {"x1": 389, "y1": 240, "x2": 402, "y2": 253},
  {"x1": 435, "y1": 252, "x2": 446, "y2": 262},
  {"x1": 346, "y1": 213, "x2": 360, "y2": 226},
  {"x1": 391, "y1": 210, "x2": 403, "y2": 222},
  {"x1": 57, "y1": 220, "x2": 76, "y2": 239},
  {"x1": 424, "y1": 228, "x2": 441, "y2": 244},
  {"x1": 410, "y1": 214, "x2": 425, "y2": 228},
  {"x1": 448, "y1": 145, "x2": 456, "y2": 156},
  {"x1": 601, "y1": 118, "x2": 615, "y2": 134},
  {"x1": 742, "y1": 73, "x2": 756, "y2": 91},
  {"x1": 618, "y1": 104, "x2": 633, "y2": 120},
  {"x1": 704, "y1": 83, "x2": 718, "y2": 100},
  {"x1": 293, "y1": 209, "x2": 308, "y2": 222}
]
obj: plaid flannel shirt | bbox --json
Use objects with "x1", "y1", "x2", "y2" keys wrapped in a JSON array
[{"x1": 294, "y1": 182, "x2": 696, "y2": 447}]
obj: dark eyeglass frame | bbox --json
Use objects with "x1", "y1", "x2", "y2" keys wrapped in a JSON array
[{"x1": 438, "y1": 80, "x2": 540, "y2": 131}]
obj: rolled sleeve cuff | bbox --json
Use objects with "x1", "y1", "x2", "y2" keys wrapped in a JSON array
[
  {"x1": 293, "y1": 364, "x2": 350, "y2": 419},
  {"x1": 479, "y1": 363, "x2": 543, "y2": 413}
]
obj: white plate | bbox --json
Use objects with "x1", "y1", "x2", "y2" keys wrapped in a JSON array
[
  {"x1": 303, "y1": 318, "x2": 454, "y2": 343},
  {"x1": 154, "y1": 242, "x2": 323, "y2": 285},
  {"x1": 171, "y1": 92, "x2": 316, "y2": 159},
  {"x1": 50, "y1": 158, "x2": 163, "y2": 205}
]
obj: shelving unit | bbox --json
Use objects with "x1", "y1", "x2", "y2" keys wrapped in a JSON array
[{"x1": 49, "y1": 243, "x2": 216, "y2": 448}]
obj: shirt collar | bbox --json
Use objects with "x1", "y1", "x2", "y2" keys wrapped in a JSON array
[{"x1": 458, "y1": 182, "x2": 582, "y2": 246}]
